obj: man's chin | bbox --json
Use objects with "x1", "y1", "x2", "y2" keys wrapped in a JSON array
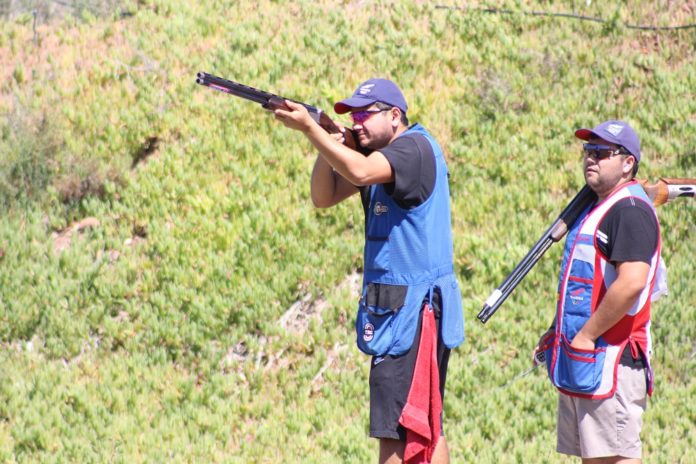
[{"x1": 360, "y1": 137, "x2": 374, "y2": 149}]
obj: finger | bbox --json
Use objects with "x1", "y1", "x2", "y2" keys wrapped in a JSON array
[{"x1": 284, "y1": 100, "x2": 301, "y2": 111}]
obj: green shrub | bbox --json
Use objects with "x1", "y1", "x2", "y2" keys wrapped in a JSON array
[{"x1": 0, "y1": 1, "x2": 694, "y2": 462}]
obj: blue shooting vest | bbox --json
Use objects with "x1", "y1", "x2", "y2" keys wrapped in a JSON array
[{"x1": 356, "y1": 124, "x2": 464, "y2": 356}]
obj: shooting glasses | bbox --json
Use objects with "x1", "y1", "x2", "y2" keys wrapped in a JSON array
[{"x1": 583, "y1": 143, "x2": 629, "y2": 160}]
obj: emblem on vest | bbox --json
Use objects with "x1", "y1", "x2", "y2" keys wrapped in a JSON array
[
  {"x1": 373, "y1": 202, "x2": 388, "y2": 216},
  {"x1": 363, "y1": 322, "x2": 375, "y2": 342},
  {"x1": 570, "y1": 287, "x2": 585, "y2": 305}
]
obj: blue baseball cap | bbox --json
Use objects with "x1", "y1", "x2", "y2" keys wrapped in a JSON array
[
  {"x1": 334, "y1": 78, "x2": 408, "y2": 114},
  {"x1": 575, "y1": 120, "x2": 641, "y2": 162}
]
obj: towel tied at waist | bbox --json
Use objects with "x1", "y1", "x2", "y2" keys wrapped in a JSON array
[{"x1": 398, "y1": 304, "x2": 441, "y2": 463}]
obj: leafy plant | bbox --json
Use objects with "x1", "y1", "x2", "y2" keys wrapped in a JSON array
[{"x1": 0, "y1": 1, "x2": 694, "y2": 462}]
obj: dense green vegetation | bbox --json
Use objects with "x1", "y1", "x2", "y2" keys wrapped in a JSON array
[{"x1": 1, "y1": 1, "x2": 694, "y2": 462}]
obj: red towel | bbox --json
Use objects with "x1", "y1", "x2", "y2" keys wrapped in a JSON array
[{"x1": 398, "y1": 305, "x2": 441, "y2": 463}]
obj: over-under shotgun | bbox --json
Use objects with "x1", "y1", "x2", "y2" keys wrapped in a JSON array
[
  {"x1": 477, "y1": 178, "x2": 695, "y2": 323},
  {"x1": 195, "y1": 72, "x2": 365, "y2": 151}
]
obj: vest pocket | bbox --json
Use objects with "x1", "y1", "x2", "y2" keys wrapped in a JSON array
[
  {"x1": 556, "y1": 337, "x2": 605, "y2": 394},
  {"x1": 355, "y1": 283, "x2": 407, "y2": 355}
]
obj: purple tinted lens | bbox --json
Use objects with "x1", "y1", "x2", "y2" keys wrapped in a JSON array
[
  {"x1": 350, "y1": 111, "x2": 370, "y2": 124},
  {"x1": 584, "y1": 149, "x2": 612, "y2": 159},
  {"x1": 350, "y1": 109, "x2": 382, "y2": 124},
  {"x1": 351, "y1": 111, "x2": 370, "y2": 123}
]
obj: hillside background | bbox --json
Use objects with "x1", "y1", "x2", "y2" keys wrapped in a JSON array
[{"x1": 1, "y1": 1, "x2": 694, "y2": 462}]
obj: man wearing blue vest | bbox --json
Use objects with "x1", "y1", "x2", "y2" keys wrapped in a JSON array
[
  {"x1": 275, "y1": 79, "x2": 464, "y2": 464},
  {"x1": 534, "y1": 121, "x2": 666, "y2": 463}
]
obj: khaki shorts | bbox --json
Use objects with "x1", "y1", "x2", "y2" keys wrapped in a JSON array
[{"x1": 557, "y1": 363, "x2": 648, "y2": 459}]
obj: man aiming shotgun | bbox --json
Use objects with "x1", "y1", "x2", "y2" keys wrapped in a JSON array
[
  {"x1": 274, "y1": 78, "x2": 463, "y2": 464},
  {"x1": 197, "y1": 73, "x2": 464, "y2": 463}
]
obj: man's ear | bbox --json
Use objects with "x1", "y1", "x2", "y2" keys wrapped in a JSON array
[
  {"x1": 623, "y1": 156, "x2": 635, "y2": 174},
  {"x1": 391, "y1": 108, "x2": 401, "y2": 127}
]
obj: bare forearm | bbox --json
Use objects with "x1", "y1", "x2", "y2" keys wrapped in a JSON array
[
  {"x1": 274, "y1": 101, "x2": 392, "y2": 185},
  {"x1": 303, "y1": 124, "x2": 375, "y2": 185},
  {"x1": 310, "y1": 155, "x2": 356, "y2": 207},
  {"x1": 578, "y1": 287, "x2": 639, "y2": 341},
  {"x1": 575, "y1": 261, "x2": 650, "y2": 343}
]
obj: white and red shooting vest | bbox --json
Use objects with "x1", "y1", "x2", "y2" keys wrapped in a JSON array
[{"x1": 545, "y1": 181, "x2": 667, "y2": 399}]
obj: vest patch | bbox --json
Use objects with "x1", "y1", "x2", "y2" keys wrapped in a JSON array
[
  {"x1": 569, "y1": 287, "x2": 585, "y2": 305},
  {"x1": 363, "y1": 322, "x2": 375, "y2": 342},
  {"x1": 373, "y1": 202, "x2": 388, "y2": 216}
]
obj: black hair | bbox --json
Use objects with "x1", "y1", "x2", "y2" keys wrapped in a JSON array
[
  {"x1": 619, "y1": 147, "x2": 639, "y2": 178},
  {"x1": 630, "y1": 159, "x2": 639, "y2": 178},
  {"x1": 375, "y1": 101, "x2": 409, "y2": 126}
]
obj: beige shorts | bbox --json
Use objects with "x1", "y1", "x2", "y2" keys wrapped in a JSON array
[{"x1": 557, "y1": 363, "x2": 648, "y2": 459}]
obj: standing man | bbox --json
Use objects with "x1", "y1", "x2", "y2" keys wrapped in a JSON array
[
  {"x1": 274, "y1": 79, "x2": 464, "y2": 464},
  {"x1": 534, "y1": 120, "x2": 666, "y2": 463}
]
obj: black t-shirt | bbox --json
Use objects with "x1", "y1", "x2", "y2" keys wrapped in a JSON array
[
  {"x1": 359, "y1": 131, "x2": 436, "y2": 214},
  {"x1": 596, "y1": 197, "x2": 659, "y2": 368},
  {"x1": 596, "y1": 197, "x2": 659, "y2": 265}
]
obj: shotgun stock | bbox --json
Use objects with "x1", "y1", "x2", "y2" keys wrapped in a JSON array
[
  {"x1": 195, "y1": 72, "x2": 366, "y2": 152},
  {"x1": 639, "y1": 177, "x2": 696, "y2": 206},
  {"x1": 477, "y1": 177, "x2": 696, "y2": 324}
]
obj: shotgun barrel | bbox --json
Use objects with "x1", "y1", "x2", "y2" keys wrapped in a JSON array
[
  {"x1": 477, "y1": 185, "x2": 596, "y2": 324},
  {"x1": 195, "y1": 71, "x2": 367, "y2": 151},
  {"x1": 196, "y1": 72, "x2": 325, "y2": 122},
  {"x1": 477, "y1": 177, "x2": 696, "y2": 324}
]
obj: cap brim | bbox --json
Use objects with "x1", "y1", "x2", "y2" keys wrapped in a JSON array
[
  {"x1": 575, "y1": 129, "x2": 594, "y2": 140},
  {"x1": 334, "y1": 96, "x2": 377, "y2": 114},
  {"x1": 575, "y1": 128, "x2": 621, "y2": 146}
]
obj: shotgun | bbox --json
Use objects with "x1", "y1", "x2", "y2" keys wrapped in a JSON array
[
  {"x1": 639, "y1": 177, "x2": 696, "y2": 206},
  {"x1": 477, "y1": 178, "x2": 696, "y2": 324},
  {"x1": 195, "y1": 72, "x2": 366, "y2": 152}
]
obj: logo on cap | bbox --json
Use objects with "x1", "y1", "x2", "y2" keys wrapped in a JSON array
[
  {"x1": 359, "y1": 84, "x2": 375, "y2": 95},
  {"x1": 606, "y1": 124, "x2": 625, "y2": 137}
]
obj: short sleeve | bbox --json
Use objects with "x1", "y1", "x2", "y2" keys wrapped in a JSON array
[
  {"x1": 378, "y1": 134, "x2": 436, "y2": 209},
  {"x1": 597, "y1": 198, "x2": 659, "y2": 264}
]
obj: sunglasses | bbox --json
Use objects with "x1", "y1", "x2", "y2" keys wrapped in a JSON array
[
  {"x1": 350, "y1": 108, "x2": 388, "y2": 124},
  {"x1": 582, "y1": 143, "x2": 627, "y2": 160}
]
